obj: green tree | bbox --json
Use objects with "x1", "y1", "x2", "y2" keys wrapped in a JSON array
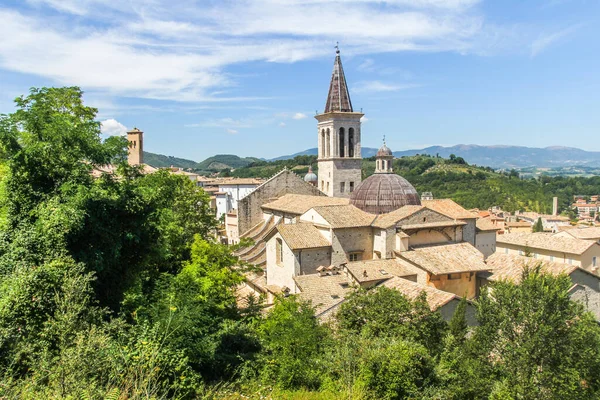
[
  {"x1": 533, "y1": 217, "x2": 544, "y2": 232},
  {"x1": 257, "y1": 296, "x2": 328, "y2": 390}
]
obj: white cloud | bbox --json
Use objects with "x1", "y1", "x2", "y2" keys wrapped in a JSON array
[
  {"x1": 531, "y1": 24, "x2": 582, "y2": 57},
  {"x1": 353, "y1": 81, "x2": 420, "y2": 93},
  {"x1": 227, "y1": 128, "x2": 238, "y2": 134},
  {"x1": 357, "y1": 58, "x2": 376, "y2": 72},
  {"x1": 360, "y1": 116, "x2": 369, "y2": 123},
  {"x1": 292, "y1": 112, "x2": 307, "y2": 120},
  {"x1": 100, "y1": 118, "x2": 127, "y2": 136},
  {"x1": 279, "y1": 122, "x2": 286, "y2": 127},
  {"x1": 0, "y1": 0, "x2": 489, "y2": 102}
]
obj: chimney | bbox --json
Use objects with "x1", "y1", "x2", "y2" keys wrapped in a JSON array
[
  {"x1": 127, "y1": 127, "x2": 144, "y2": 166},
  {"x1": 552, "y1": 197, "x2": 558, "y2": 216}
]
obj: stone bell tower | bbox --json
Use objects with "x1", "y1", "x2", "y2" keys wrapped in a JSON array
[
  {"x1": 127, "y1": 127, "x2": 143, "y2": 166},
  {"x1": 316, "y1": 47, "x2": 363, "y2": 198}
]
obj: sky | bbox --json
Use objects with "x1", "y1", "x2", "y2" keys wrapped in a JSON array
[{"x1": 0, "y1": 0, "x2": 599, "y2": 161}]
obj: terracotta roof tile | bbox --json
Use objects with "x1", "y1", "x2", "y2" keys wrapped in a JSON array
[
  {"x1": 371, "y1": 205, "x2": 424, "y2": 228},
  {"x1": 400, "y1": 220, "x2": 466, "y2": 230},
  {"x1": 262, "y1": 194, "x2": 349, "y2": 215},
  {"x1": 312, "y1": 204, "x2": 376, "y2": 229},
  {"x1": 485, "y1": 253, "x2": 578, "y2": 283},
  {"x1": 344, "y1": 259, "x2": 417, "y2": 284},
  {"x1": 497, "y1": 232, "x2": 596, "y2": 255},
  {"x1": 399, "y1": 242, "x2": 489, "y2": 275},
  {"x1": 422, "y1": 199, "x2": 475, "y2": 220},
  {"x1": 476, "y1": 218, "x2": 501, "y2": 232},
  {"x1": 560, "y1": 227, "x2": 600, "y2": 240},
  {"x1": 277, "y1": 223, "x2": 331, "y2": 250},
  {"x1": 294, "y1": 273, "x2": 355, "y2": 317},
  {"x1": 380, "y1": 276, "x2": 456, "y2": 310}
]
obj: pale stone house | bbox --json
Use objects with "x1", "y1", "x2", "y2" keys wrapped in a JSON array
[{"x1": 496, "y1": 232, "x2": 600, "y2": 274}]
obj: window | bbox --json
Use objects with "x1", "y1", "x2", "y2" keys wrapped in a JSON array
[
  {"x1": 326, "y1": 182, "x2": 330, "y2": 193},
  {"x1": 594, "y1": 257, "x2": 597, "y2": 267},
  {"x1": 448, "y1": 273, "x2": 461, "y2": 280},
  {"x1": 321, "y1": 180, "x2": 324, "y2": 190},
  {"x1": 340, "y1": 182, "x2": 345, "y2": 193},
  {"x1": 349, "y1": 182, "x2": 354, "y2": 192},
  {"x1": 339, "y1": 127, "x2": 345, "y2": 157},
  {"x1": 348, "y1": 128, "x2": 355, "y2": 157},
  {"x1": 348, "y1": 252, "x2": 361, "y2": 262},
  {"x1": 430, "y1": 275, "x2": 441, "y2": 281},
  {"x1": 276, "y1": 238, "x2": 283, "y2": 266}
]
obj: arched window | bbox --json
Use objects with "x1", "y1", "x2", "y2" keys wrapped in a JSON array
[
  {"x1": 339, "y1": 127, "x2": 345, "y2": 157},
  {"x1": 321, "y1": 129, "x2": 325, "y2": 158},
  {"x1": 276, "y1": 238, "x2": 283, "y2": 265},
  {"x1": 326, "y1": 128, "x2": 331, "y2": 157},
  {"x1": 348, "y1": 128, "x2": 354, "y2": 157}
]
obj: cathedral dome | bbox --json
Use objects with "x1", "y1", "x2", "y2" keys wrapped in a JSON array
[
  {"x1": 304, "y1": 166, "x2": 318, "y2": 185},
  {"x1": 350, "y1": 173, "x2": 421, "y2": 214}
]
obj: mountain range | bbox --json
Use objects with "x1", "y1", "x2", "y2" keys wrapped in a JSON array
[{"x1": 144, "y1": 145, "x2": 600, "y2": 171}]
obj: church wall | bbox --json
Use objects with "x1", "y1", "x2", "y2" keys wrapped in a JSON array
[
  {"x1": 237, "y1": 170, "x2": 324, "y2": 235},
  {"x1": 398, "y1": 208, "x2": 453, "y2": 226},
  {"x1": 475, "y1": 231, "x2": 496, "y2": 258},
  {"x1": 408, "y1": 227, "x2": 462, "y2": 247},
  {"x1": 300, "y1": 209, "x2": 330, "y2": 227},
  {"x1": 331, "y1": 227, "x2": 374, "y2": 266},
  {"x1": 462, "y1": 219, "x2": 477, "y2": 246},
  {"x1": 373, "y1": 227, "x2": 396, "y2": 259},
  {"x1": 297, "y1": 248, "x2": 332, "y2": 275},
  {"x1": 266, "y1": 232, "x2": 300, "y2": 294}
]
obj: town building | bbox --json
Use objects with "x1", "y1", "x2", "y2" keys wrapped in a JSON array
[{"x1": 496, "y1": 232, "x2": 600, "y2": 273}]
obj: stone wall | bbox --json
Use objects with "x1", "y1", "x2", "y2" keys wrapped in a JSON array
[
  {"x1": 238, "y1": 169, "x2": 325, "y2": 235},
  {"x1": 331, "y1": 227, "x2": 374, "y2": 266},
  {"x1": 297, "y1": 248, "x2": 331, "y2": 275}
]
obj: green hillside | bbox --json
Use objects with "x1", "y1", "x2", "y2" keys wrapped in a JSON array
[
  {"x1": 143, "y1": 151, "x2": 198, "y2": 169},
  {"x1": 228, "y1": 153, "x2": 600, "y2": 216},
  {"x1": 196, "y1": 154, "x2": 262, "y2": 171}
]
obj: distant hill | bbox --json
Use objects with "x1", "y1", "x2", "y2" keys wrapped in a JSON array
[
  {"x1": 196, "y1": 154, "x2": 262, "y2": 171},
  {"x1": 273, "y1": 145, "x2": 600, "y2": 169},
  {"x1": 143, "y1": 152, "x2": 198, "y2": 169}
]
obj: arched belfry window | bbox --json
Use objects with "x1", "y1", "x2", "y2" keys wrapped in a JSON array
[
  {"x1": 326, "y1": 128, "x2": 331, "y2": 157},
  {"x1": 339, "y1": 127, "x2": 345, "y2": 158},
  {"x1": 348, "y1": 128, "x2": 354, "y2": 157},
  {"x1": 321, "y1": 129, "x2": 325, "y2": 158}
]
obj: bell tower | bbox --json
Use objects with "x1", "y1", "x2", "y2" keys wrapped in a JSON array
[
  {"x1": 127, "y1": 127, "x2": 144, "y2": 166},
  {"x1": 316, "y1": 47, "x2": 363, "y2": 198}
]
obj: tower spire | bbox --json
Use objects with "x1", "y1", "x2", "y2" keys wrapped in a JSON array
[{"x1": 324, "y1": 46, "x2": 353, "y2": 113}]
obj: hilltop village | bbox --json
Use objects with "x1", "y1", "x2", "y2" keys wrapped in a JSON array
[{"x1": 122, "y1": 50, "x2": 600, "y2": 323}]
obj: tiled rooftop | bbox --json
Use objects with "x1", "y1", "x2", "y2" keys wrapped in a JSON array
[
  {"x1": 497, "y1": 232, "x2": 596, "y2": 255},
  {"x1": 312, "y1": 204, "x2": 376, "y2": 229},
  {"x1": 344, "y1": 259, "x2": 417, "y2": 284},
  {"x1": 399, "y1": 242, "x2": 490, "y2": 275},
  {"x1": 262, "y1": 194, "x2": 349, "y2": 215},
  {"x1": 476, "y1": 218, "x2": 501, "y2": 232},
  {"x1": 380, "y1": 276, "x2": 456, "y2": 311},
  {"x1": 371, "y1": 205, "x2": 424, "y2": 228},
  {"x1": 277, "y1": 223, "x2": 331, "y2": 250},
  {"x1": 485, "y1": 253, "x2": 578, "y2": 284},
  {"x1": 422, "y1": 199, "x2": 476, "y2": 220},
  {"x1": 559, "y1": 227, "x2": 600, "y2": 240},
  {"x1": 294, "y1": 273, "x2": 355, "y2": 317}
]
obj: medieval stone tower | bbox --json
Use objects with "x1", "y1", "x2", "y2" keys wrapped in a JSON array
[
  {"x1": 127, "y1": 127, "x2": 144, "y2": 166},
  {"x1": 316, "y1": 48, "x2": 363, "y2": 198}
]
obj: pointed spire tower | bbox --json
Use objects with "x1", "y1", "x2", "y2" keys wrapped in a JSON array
[{"x1": 316, "y1": 45, "x2": 364, "y2": 198}]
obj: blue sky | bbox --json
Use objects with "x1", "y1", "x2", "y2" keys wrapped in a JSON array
[{"x1": 0, "y1": 0, "x2": 599, "y2": 161}]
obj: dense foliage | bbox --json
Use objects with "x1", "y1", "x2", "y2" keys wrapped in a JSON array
[{"x1": 1, "y1": 87, "x2": 600, "y2": 399}]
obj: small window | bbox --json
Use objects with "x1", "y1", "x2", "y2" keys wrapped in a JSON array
[
  {"x1": 594, "y1": 257, "x2": 597, "y2": 267},
  {"x1": 448, "y1": 273, "x2": 462, "y2": 280},
  {"x1": 340, "y1": 182, "x2": 345, "y2": 193},
  {"x1": 348, "y1": 252, "x2": 361, "y2": 262},
  {"x1": 349, "y1": 182, "x2": 354, "y2": 192},
  {"x1": 430, "y1": 275, "x2": 441, "y2": 281},
  {"x1": 276, "y1": 238, "x2": 283, "y2": 266}
]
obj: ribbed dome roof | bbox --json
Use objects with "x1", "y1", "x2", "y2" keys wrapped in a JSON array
[
  {"x1": 350, "y1": 173, "x2": 421, "y2": 214},
  {"x1": 304, "y1": 167, "x2": 317, "y2": 182},
  {"x1": 377, "y1": 143, "x2": 393, "y2": 157}
]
